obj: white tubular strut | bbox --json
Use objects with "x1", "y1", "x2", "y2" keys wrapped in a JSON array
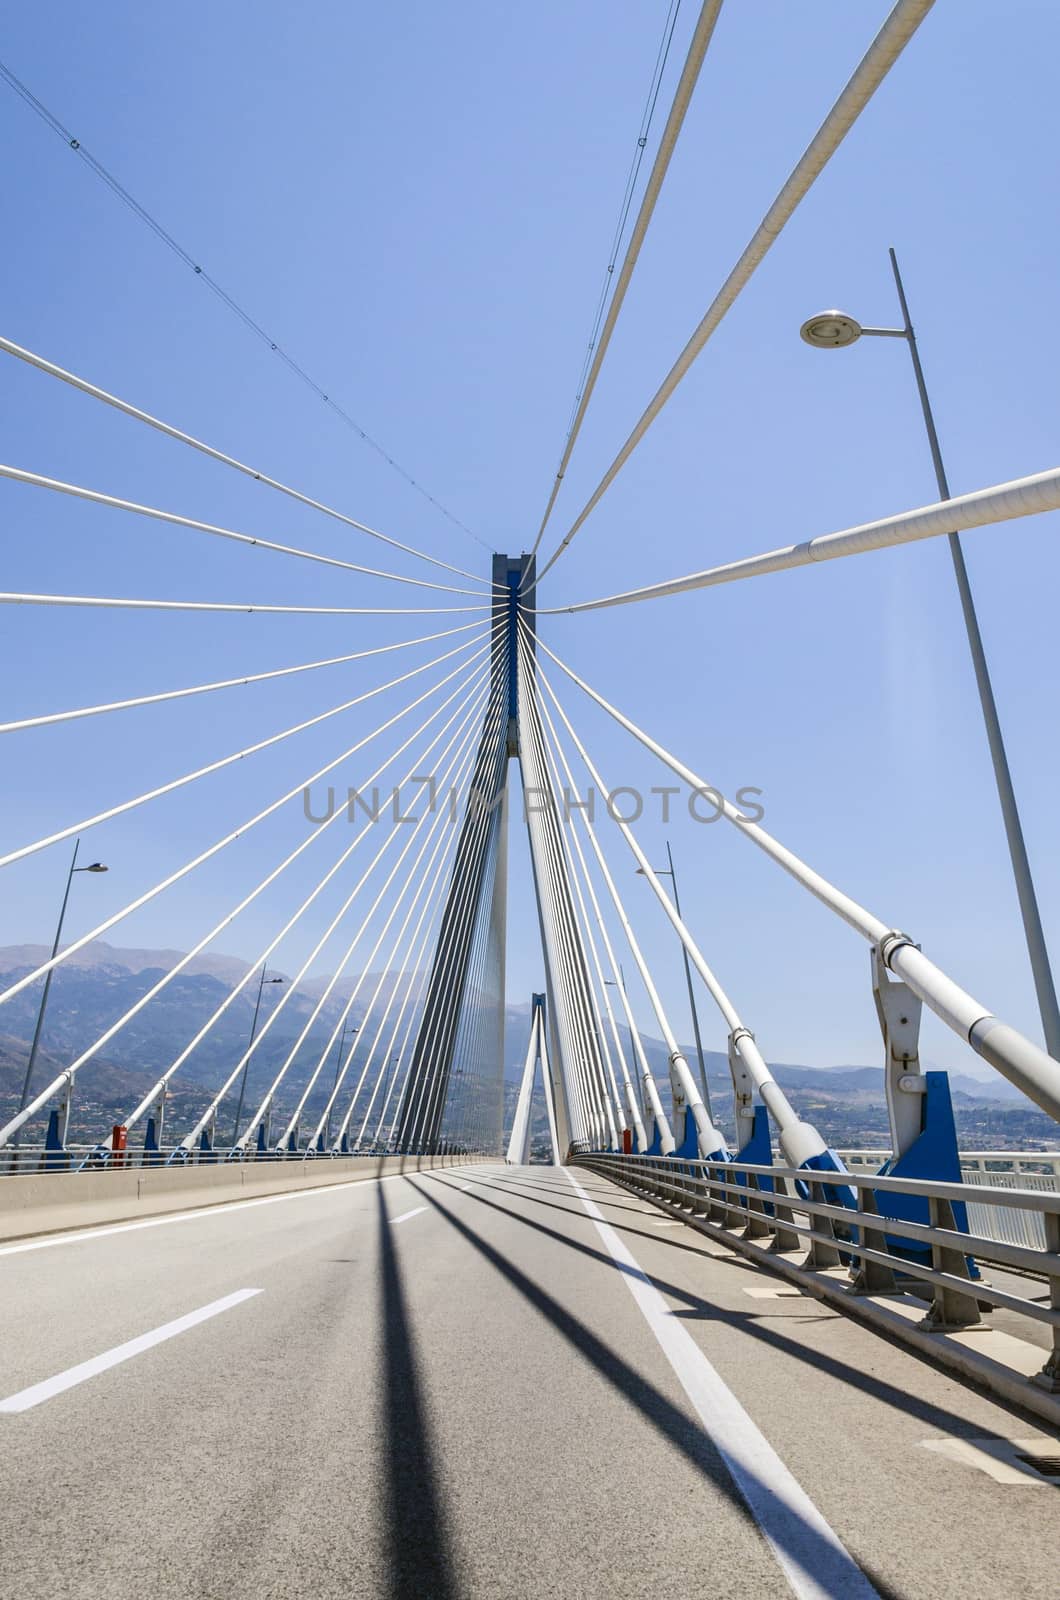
[
  {"x1": 536, "y1": 636, "x2": 1060, "y2": 1121},
  {"x1": 538, "y1": 464, "x2": 1060, "y2": 616}
]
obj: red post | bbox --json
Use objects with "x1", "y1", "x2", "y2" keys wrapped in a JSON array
[
  {"x1": 622, "y1": 1128, "x2": 632, "y2": 1154},
  {"x1": 111, "y1": 1123, "x2": 128, "y2": 1168}
]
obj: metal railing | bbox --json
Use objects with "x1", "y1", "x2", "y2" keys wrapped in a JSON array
[
  {"x1": 0, "y1": 1140, "x2": 486, "y2": 1177},
  {"x1": 577, "y1": 1151, "x2": 1060, "y2": 1403},
  {"x1": 838, "y1": 1147, "x2": 1060, "y2": 1250}
]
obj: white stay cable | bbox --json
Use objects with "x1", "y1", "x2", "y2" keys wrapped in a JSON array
[
  {"x1": 0, "y1": 591, "x2": 486, "y2": 616},
  {"x1": 0, "y1": 630, "x2": 496, "y2": 1016},
  {"x1": 530, "y1": 0, "x2": 724, "y2": 555},
  {"x1": 380, "y1": 969, "x2": 435, "y2": 1146},
  {"x1": 0, "y1": 622, "x2": 481, "y2": 735},
  {"x1": 536, "y1": 463, "x2": 1060, "y2": 615},
  {"x1": 527, "y1": 626, "x2": 714, "y2": 1144},
  {"x1": 518, "y1": 628, "x2": 671, "y2": 1148},
  {"x1": 0, "y1": 654, "x2": 492, "y2": 1149},
  {"x1": 339, "y1": 769, "x2": 482, "y2": 1154},
  {"x1": 536, "y1": 632, "x2": 1060, "y2": 1119},
  {"x1": 356, "y1": 774, "x2": 487, "y2": 1151},
  {"x1": 0, "y1": 334, "x2": 492, "y2": 587},
  {"x1": 0, "y1": 465, "x2": 484, "y2": 596},
  {"x1": 269, "y1": 698, "x2": 485, "y2": 1150},
  {"x1": 534, "y1": 647, "x2": 820, "y2": 1157},
  {"x1": 531, "y1": 668, "x2": 644, "y2": 1145},
  {"x1": 313, "y1": 733, "x2": 476, "y2": 1152},
  {"x1": 397, "y1": 678, "x2": 509, "y2": 1149},
  {"x1": 0, "y1": 629, "x2": 488, "y2": 871},
  {"x1": 534, "y1": 0, "x2": 936, "y2": 586},
  {"x1": 119, "y1": 665, "x2": 490, "y2": 1141},
  {"x1": 517, "y1": 635, "x2": 618, "y2": 1143},
  {"x1": 517, "y1": 653, "x2": 619, "y2": 1145},
  {"x1": 219, "y1": 692, "x2": 488, "y2": 1154},
  {"x1": 335, "y1": 694, "x2": 506, "y2": 1152}
]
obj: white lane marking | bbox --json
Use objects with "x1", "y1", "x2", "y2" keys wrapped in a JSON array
[
  {"x1": 920, "y1": 1437, "x2": 1054, "y2": 1485},
  {"x1": 390, "y1": 1206, "x2": 427, "y2": 1225},
  {"x1": 565, "y1": 1171, "x2": 877, "y2": 1600},
  {"x1": 743, "y1": 1286, "x2": 804, "y2": 1299},
  {"x1": 0, "y1": 1171, "x2": 446, "y2": 1259},
  {"x1": 0, "y1": 1289, "x2": 262, "y2": 1413},
  {"x1": 458, "y1": 1184, "x2": 473, "y2": 1191}
]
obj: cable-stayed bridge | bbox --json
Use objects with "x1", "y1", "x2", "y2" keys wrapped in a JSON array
[{"x1": 2, "y1": 1, "x2": 1060, "y2": 1595}]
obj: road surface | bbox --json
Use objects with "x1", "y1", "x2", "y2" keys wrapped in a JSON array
[{"x1": 1, "y1": 1163, "x2": 1056, "y2": 1599}]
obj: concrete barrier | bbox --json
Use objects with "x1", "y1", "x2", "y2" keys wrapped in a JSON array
[{"x1": 0, "y1": 1153, "x2": 472, "y2": 1242}]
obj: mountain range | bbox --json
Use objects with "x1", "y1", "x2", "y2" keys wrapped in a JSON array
[{"x1": 0, "y1": 940, "x2": 1052, "y2": 1150}]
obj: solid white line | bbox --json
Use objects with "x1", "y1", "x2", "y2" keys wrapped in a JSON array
[
  {"x1": 389, "y1": 1206, "x2": 427, "y2": 1225},
  {"x1": 458, "y1": 1183, "x2": 473, "y2": 1191},
  {"x1": 0, "y1": 1288, "x2": 262, "y2": 1413},
  {"x1": 565, "y1": 1172, "x2": 877, "y2": 1600},
  {"x1": 0, "y1": 1172, "x2": 418, "y2": 1259}
]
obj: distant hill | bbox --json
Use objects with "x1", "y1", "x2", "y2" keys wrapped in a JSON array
[{"x1": 0, "y1": 940, "x2": 1051, "y2": 1150}]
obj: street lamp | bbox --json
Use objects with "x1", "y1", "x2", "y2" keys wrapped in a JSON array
[
  {"x1": 635, "y1": 840, "x2": 713, "y2": 1116},
  {"x1": 800, "y1": 246, "x2": 1060, "y2": 1062},
  {"x1": 604, "y1": 966, "x2": 647, "y2": 1117},
  {"x1": 323, "y1": 1020, "x2": 358, "y2": 1147},
  {"x1": 15, "y1": 838, "x2": 109, "y2": 1144},
  {"x1": 231, "y1": 968, "x2": 284, "y2": 1144}
]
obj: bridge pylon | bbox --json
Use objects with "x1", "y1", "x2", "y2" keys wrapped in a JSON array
[{"x1": 395, "y1": 554, "x2": 613, "y2": 1158}]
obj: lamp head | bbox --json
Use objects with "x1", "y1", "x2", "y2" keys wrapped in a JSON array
[
  {"x1": 799, "y1": 310, "x2": 863, "y2": 349},
  {"x1": 85, "y1": 862, "x2": 108, "y2": 873}
]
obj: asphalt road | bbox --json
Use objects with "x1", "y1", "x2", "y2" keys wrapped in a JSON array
[{"x1": 1, "y1": 1163, "x2": 1057, "y2": 1600}]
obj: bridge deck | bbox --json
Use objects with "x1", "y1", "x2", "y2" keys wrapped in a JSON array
[{"x1": 1, "y1": 1164, "x2": 1056, "y2": 1599}]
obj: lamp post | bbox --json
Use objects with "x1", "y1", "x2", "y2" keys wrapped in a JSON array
[
  {"x1": 377, "y1": 1055, "x2": 397, "y2": 1151},
  {"x1": 14, "y1": 838, "x2": 108, "y2": 1146},
  {"x1": 800, "y1": 247, "x2": 1060, "y2": 1062},
  {"x1": 323, "y1": 1020, "x2": 357, "y2": 1148},
  {"x1": 636, "y1": 840, "x2": 713, "y2": 1116},
  {"x1": 604, "y1": 965, "x2": 647, "y2": 1117},
  {"x1": 231, "y1": 968, "x2": 284, "y2": 1144}
]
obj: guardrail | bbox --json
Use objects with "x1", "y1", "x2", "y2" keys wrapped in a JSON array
[
  {"x1": 0, "y1": 1141, "x2": 478, "y2": 1177},
  {"x1": 838, "y1": 1148, "x2": 1060, "y2": 1177},
  {"x1": 576, "y1": 1150, "x2": 1060, "y2": 1425},
  {"x1": 838, "y1": 1148, "x2": 1060, "y2": 1250}
]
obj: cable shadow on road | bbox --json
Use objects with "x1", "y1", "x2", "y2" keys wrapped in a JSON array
[
  {"x1": 419, "y1": 1173, "x2": 1030, "y2": 1447},
  {"x1": 414, "y1": 1183, "x2": 904, "y2": 1600},
  {"x1": 377, "y1": 1185, "x2": 458, "y2": 1600},
  {"x1": 433, "y1": 1171, "x2": 733, "y2": 1261}
]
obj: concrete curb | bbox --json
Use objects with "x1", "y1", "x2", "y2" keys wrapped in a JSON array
[{"x1": 0, "y1": 1153, "x2": 471, "y2": 1242}]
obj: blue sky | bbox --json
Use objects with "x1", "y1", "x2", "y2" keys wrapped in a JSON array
[{"x1": 1, "y1": 0, "x2": 1058, "y2": 1083}]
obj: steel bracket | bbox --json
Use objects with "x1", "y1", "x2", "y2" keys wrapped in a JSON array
[
  {"x1": 872, "y1": 941, "x2": 924, "y2": 1161},
  {"x1": 727, "y1": 1028, "x2": 757, "y2": 1154}
]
